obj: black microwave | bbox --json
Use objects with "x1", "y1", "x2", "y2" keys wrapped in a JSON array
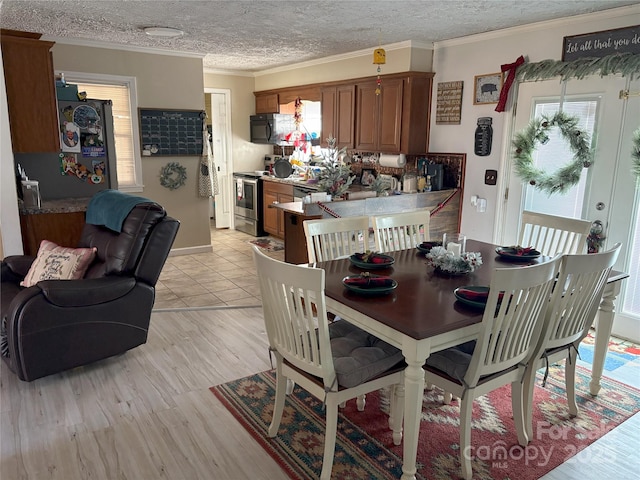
[{"x1": 250, "y1": 114, "x2": 294, "y2": 144}]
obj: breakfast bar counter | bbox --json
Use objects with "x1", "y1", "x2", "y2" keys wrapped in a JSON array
[{"x1": 272, "y1": 189, "x2": 462, "y2": 264}]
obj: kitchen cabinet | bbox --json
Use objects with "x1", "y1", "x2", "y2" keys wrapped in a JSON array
[
  {"x1": 355, "y1": 78, "x2": 403, "y2": 153},
  {"x1": 255, "y1": 93, "x2": 279, "y2": 114},
  {"x1": 321, "y1": 84, "x2": 355, "y2": 148},
  {"x1": 19, "y1": 211, "x2": 86, "y2": 256},
  {"x1": 263, "y1": 181, "x2": 294, "y2": 238},
  {"x1": 355, "y1": 73, "x2": 433, "y2": 154},
  {"x1": 1, "y1": 29, "x2": 60, "y2": 153},
  {"x1": 283, "y1": 211, "x2": 321, "y2": 264}
]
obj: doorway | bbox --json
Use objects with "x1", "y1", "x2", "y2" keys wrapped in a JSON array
[
  {"x1": 499, "y1": 75, "x2": 639, "y2": 342},
  {"x1": 205, "y1": 88, "x2": 232, "y2": 229}
]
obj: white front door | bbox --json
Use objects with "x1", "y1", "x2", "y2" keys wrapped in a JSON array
[
  {"x1": 500, "y1": 75, "x2": 639, "y2": 342},
  {"x1": 206, "y1": 89, "x2": 232, "y2": 229}
]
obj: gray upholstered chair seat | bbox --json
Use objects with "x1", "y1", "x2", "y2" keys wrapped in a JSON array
[{"x1": 329, "y1": 320, "x2": 404, "y2": 388}]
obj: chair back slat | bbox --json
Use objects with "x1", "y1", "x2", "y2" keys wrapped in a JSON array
[
  {"x1": 304, "y1": 216, "x2": 371, "y2": 262},
  {"x1": 519, "y1": 211, "x2": 591, "y2": 256},
  {"x1": 534, "y1": 243, "x2": 621, "y2": 356},
  {"x1": 253, "y1": 246, "x2": 334, "y2": 384},
  {"x1": 466, "y1": 255, "x2": 562, "y2": 384},
  {"x1": 372, "y1": 210, "x2": 431, "y2": 253}
]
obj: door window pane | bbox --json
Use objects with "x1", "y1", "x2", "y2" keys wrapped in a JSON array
[{"x1": 524, "y1": 100, "x2": 598, "y2": 219}]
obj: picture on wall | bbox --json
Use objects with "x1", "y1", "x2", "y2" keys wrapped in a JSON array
[
  {"x1": 360, "y1": 168, "x2": 376, "y2": 186},
  {"x1": 473, "y1": 73, "x2": 503, "y2": 105},
  {"x1": 436, "y1": 81, "x2": 464, "y2": 124}
]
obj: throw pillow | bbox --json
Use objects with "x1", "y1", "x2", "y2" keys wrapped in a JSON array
[{"x1": 20, "y1": 240, "x2": 97, "y2": 288}]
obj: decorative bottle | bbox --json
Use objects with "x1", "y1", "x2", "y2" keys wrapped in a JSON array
[{"x1": 425, "y1": 175, "x2": 432, "y2": 192}]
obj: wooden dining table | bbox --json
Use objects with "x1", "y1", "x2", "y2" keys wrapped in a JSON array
[{"x1": 315, "y1": 239, "x2": 628, "y2": 480}]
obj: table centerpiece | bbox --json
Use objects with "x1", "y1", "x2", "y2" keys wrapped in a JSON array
[{"x1": 425, "y1": 246, "x2": 483, "y2": 275}]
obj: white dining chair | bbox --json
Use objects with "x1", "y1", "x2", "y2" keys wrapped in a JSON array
[
  {"x1": 522, "y1": 243, "x2": 621, "y2": 439},
  {"x1": 252, "y1": 246, "x2": 405, "y2": 480},
  {"x1": 372, "y1": 209, "x2": 431, "y2": 253},
  {"x1": 303, "y1": 215, "x2": 371, "y2": 263},
  {"x1": 423, "y1": 254, "x2": 562, "y2": 480},
  {"x1": 519, "y1": 210, "x2": 592, "y2": 256}
]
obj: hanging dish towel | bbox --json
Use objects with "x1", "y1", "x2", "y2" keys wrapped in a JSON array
[
  {"x1": 236, "y1": 178, "x2": 244, "y2": 200},
  {"x1": 198, "y1": 120, "x2": 219, "y2": 197}
]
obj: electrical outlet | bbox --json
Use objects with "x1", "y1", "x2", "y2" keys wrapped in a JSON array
[{"x1": 484, "y1": 169, "x2": 497, "y2": 185}]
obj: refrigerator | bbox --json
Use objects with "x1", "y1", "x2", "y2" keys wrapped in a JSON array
[{"x1": 14, "y1": 98, "x2": 118, "y2": 200}]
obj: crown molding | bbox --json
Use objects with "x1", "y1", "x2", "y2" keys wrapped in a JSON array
[
  {"x1": 433, "y1": 4, "x2": 640, "y2": 49},
  {"x1": 42, "y1": 35, "x2": 205, "y2": 59},
  {"x1": 203, "y1": 67, "x2": 255, "y2": 77},
  {"x1": 254, "y1": 40, "x2": 433, "y2": 77}
]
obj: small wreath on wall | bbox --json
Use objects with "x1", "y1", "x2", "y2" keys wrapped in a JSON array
[
  {"x1": 632, "y1": 127, "x2": 640, "y2": 179},
  {"x1": 513, "y1": 111, "x2": 593, "y2": 195},
  {"x1": 160, "y1": 162, "x2": 187, "y2": 190}
]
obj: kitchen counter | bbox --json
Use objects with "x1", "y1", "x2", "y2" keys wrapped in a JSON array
[
  {"x1": 18, "y1": 197, "x2": 91, "y2": 255},
  {"x1": 275, "y1": 189, "x2": 462, "y2": 264},
  {"x1": 19, "y1": 197, "x2": 92, "y2": 215},
  {"x1": 261, "y1": 175, "x2": 320, "y2": 189},
  {"x1": 270, "y1": 201, "x2": 305, "y2": 215}
]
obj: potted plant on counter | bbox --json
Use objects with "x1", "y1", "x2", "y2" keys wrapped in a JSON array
[{"x1": 316, "y1": 136, "x2": 355, "y2": 199}]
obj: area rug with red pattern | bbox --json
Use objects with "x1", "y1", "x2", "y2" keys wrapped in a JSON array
[
  {"x1": 248, "y1": 237, "x2": 285, "y2": 252},
  {"x1": 210, "y1": 364, "x2": 640, "y2": 480}
]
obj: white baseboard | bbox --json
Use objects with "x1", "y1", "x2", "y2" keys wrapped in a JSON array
[
  {"x1": 612, "y1": 314, "x2": 640, "y2": 344},
  {"x1": 168, "y1": 245, "x2": 213, "y2": 257}
]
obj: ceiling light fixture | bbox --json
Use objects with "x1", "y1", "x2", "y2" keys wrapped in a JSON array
[{"x1": 143, "y1": 27, "x2": 184, "y2": 38}]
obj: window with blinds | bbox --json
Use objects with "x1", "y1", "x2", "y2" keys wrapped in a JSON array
[{"x1": 64, "y1": 75, "x2": 143, "y2": 191}]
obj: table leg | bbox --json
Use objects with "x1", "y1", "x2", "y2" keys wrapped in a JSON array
[
  {"x1": 589, "y1": 282, "x2": 621, "y2": 396},
  {"x1": 401, "y1": 359, "x2": 425, "y2": 480}
]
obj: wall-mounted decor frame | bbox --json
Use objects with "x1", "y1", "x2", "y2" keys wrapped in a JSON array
[
  {"x1": 139, "y1": 108, "x2": 205, "y2": 156},
  {"x1": 360, "y1": 168, "x2": 376, "y2": 186},
  {"x1": 473, "y1": 73, "x2": 503, "y2": 105},
  {"x1": 436, "y1": 81, "x2": 463, "y2": 125},
  {"x1": 563, "y1": 25, "x2": 640, "y2": 61}
]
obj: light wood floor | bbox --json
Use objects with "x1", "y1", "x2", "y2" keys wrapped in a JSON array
[
  {"x1": 2, "y1": 307, "x2": 638, "y2": 479},
  {"x1": 1, "y1": 307, "x2": 289, "y2": 480}
]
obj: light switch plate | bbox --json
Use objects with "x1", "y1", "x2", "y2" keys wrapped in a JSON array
[{"x1": 484, "y1": 169, "x2": 497, "y2": 185}]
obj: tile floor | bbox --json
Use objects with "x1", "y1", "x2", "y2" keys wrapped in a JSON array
[{"x1": 154, "y1": 221, "x2": 284, "y2": 310}]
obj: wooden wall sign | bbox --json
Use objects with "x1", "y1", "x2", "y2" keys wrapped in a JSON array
[
  {"x1": 563, "y1": 25, "x2": 640, "y2": 61},
  {"x1": 436, "y1": 81, "x2": 463, "y2": 125}
]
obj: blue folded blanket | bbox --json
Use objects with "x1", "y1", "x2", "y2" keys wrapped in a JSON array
[{"x1": 86, "y1": 189, "x2": 153, "y2": 232}]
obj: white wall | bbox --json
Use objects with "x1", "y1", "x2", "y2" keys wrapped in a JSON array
[
  {"x1": 203, "y1": 72, "x2": 270, "y2": 173},
  {"x1": 51, "y1": 45, "x2": 211, "y2": 251},
  {"x1": 429, "y1": 5, "x2": 640, "y2": 243},
  {"x1": 255, "y1": 42, "x2": 432, "y2": 91}
]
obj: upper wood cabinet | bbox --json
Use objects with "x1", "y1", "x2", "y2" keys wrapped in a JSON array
[
  {"x1": 254, "y1": 71, "x2": 433, "y2": 154},
  {"x1": 321, "y1": 84, "x2": 355, "y2": 148},
  {"x1": 1, "y1": 30, "x2": 60, "y2": 153},
  {"x1": 355, "y1": 73, "x2": 432, "y2": 154},
  {"x1": 255, "y1": 93, "x2": 279, "y2": 114},
  {"x1": 399, "y1": 73, "x2": 433, "y2": 155},
  {"x1": 355, "y1": 78, "x2": 403, "y2": 153}
]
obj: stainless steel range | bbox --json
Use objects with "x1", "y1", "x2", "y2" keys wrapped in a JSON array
[{"x1": 232, "y1": 172, "x2": 265, "y2": 237}]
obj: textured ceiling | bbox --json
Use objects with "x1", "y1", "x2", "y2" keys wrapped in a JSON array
[{"x1": 1, "y1": 0, "x2": 637, "y2": 72}]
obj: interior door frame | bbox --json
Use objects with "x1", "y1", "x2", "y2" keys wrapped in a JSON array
[
  {"x1": 495, "y1": 75, "x2": 639, "y2": 341},
  {"x1": 496, "y1": 75, "x2": 629, "y2": 245},
  {"x1": 204, "y1": 87, "x2": 233, "y2": 229}
]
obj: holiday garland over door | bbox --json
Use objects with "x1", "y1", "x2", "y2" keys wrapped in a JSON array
[{"x1": 504, "y1": 50, "x2": 639, "y2": 195}]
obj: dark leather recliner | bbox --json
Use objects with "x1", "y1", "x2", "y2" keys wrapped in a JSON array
[{"x1": 1, "y1": 201, "x2": 179, "y2": 381}]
